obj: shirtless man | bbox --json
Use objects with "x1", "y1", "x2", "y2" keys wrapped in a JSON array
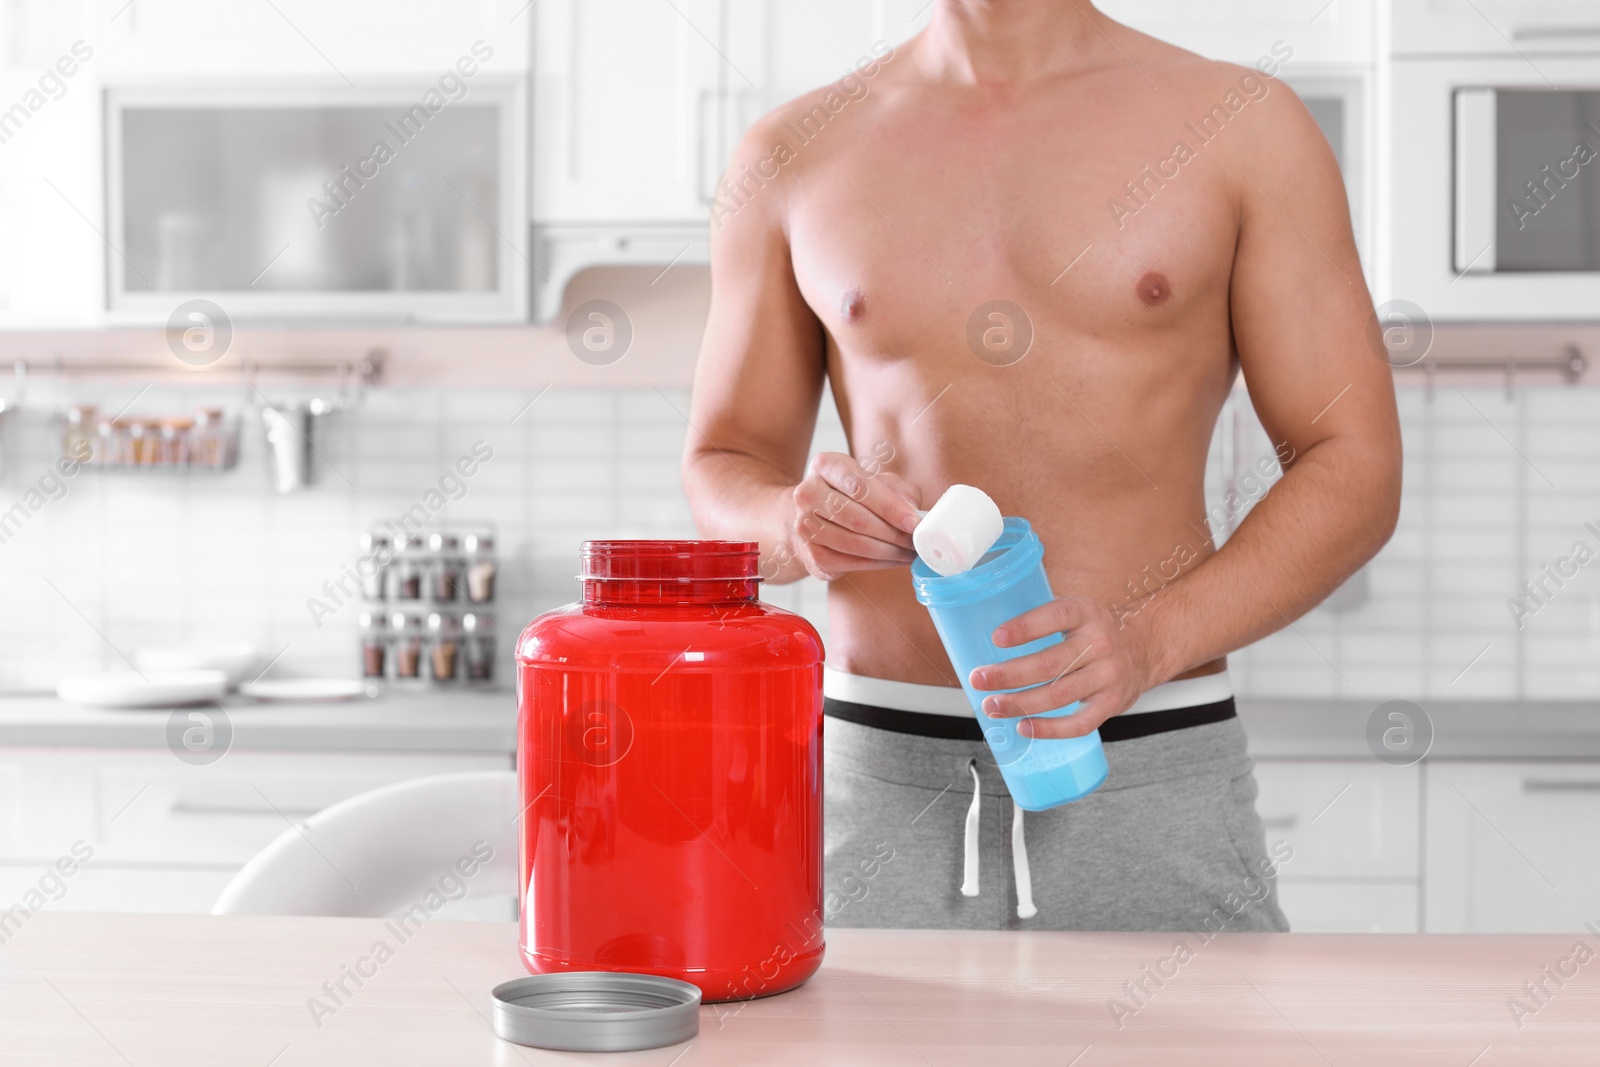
[{"x1": 683, "y1": 2, "x2": 1400, "y2": 931}]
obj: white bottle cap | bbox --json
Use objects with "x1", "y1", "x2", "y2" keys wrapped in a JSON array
[{"x1": 913, "y1": 484, "x2": 1005, "y2": 577}]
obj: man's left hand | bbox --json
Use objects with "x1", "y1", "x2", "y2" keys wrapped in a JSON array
[{"x1": 968, "y1": 596, "x2": 1157, "y2": 739}]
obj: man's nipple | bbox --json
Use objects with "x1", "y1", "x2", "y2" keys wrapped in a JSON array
[
  {"x1": 840, "y1": 287, "x2": 866, "y2": 324},
  {"x1": 1136, "y1": 271, "x2": 1171, "y2": 307}
]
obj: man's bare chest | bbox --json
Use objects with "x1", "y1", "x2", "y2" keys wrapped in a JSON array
[{"x1": 783, "y1": 103, "x2": 1242, "y2": 363}]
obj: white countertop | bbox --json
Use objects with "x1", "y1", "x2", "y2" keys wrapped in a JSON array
[
  {"x1": 3, "y1": 691, "x2": 1597, "y2": 759},
  {"x1": 0, "y1": 688, "x2": 516, "y2": 752},
  {"x1": 1236, "y1": 699, "x2": 1600, "y2": 760}
]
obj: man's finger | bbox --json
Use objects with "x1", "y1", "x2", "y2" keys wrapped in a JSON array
[
  {"x1": 809, "y1": 452, "x2": 873, "y2": 497},
  {"x1": 815, "y1": 453, "x2": 922, "y2": 536},
  {"x1": 993, "y1": 596, "x2": 1096, "y2": 648},
  {"x1": 803, "y1": 520, "x2": 918, "y2": 563},
  {"x1": 875, "y1": 470, "x2": 925, "y2": 512},
  {"x1": 807, "y1": 543, "x2": 919, "y2": 580},
  {"x1": 806, "y1": 492, "x2": 915, "y2": 549},
  {"x1": 970, "y1": 632, "x2": 1093, "y2": 693},
  {"x1": 981, "y1": 656, "x2": 1105, "y2": 719},
  {"x1": 1018, "y1": 699, "x2": 1107, "y2": 739},
  {"x1": 861, "y1": 477, "x2": 924, "y2": 536}
]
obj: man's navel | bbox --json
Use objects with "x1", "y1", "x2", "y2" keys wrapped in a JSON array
[
  {"x1": 840, "y1": 287, "x2": 866, "y2": 324},
  {"x1": 1136, "y1": 271, "x2": 1171, "y2": 308}
]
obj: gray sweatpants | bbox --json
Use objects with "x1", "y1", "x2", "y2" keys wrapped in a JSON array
[{"x1": 823, "y1": 714, "x2": 1291, "y2": 932}]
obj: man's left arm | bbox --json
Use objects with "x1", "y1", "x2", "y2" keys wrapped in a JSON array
[{"x1": 975, "y1": 76, "x2": 1402, "y2": 737}]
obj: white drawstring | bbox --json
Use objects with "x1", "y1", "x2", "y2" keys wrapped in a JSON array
[
  {"x1": 958, "y1": 760, "x2": 1037, "y2": 919},
  {"x1": 960, "y1": 761, "x2": 981, "y2": 897},
  {"x1": 1011, "y1": 801, "x2": 1037, "y2": 919}
]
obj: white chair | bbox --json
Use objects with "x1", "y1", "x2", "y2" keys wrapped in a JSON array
[{"x1": 211, "y1": 771, "x2": 520, "y2": 918}]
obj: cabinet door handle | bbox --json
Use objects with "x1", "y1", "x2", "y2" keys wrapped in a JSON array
[
  {"x1": 696, "y1": 88, "x2": 712, "y2": 205},
  {"x1": 1261, "y1": 815, "x2": 1298, "y2": 830},
  {"x1": 1513, "y1": 26, "x2": 1600, "y2": 41},
  {"x1": 1453, "y1": 88, "x2": 1498, "y2": 275},
  {"x1": 1522, "y1": 779, "x2": 1600, "y2": 793},
  {"x1": 169, "y1": 801, "x2": 325, "y2": 818}
]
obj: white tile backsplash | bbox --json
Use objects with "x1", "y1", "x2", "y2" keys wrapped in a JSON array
[{"x1": 1, "y1": 380, "x2": 1597, "y2": 702}]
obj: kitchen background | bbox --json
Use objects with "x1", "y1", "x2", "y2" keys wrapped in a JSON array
[{"x1": 3, "y1": 0, "x2": 1600, "y2": 936}]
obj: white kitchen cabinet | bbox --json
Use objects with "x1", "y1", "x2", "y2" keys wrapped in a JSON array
[
  {"x1": 0, "y1": 0, "x2": 531, "y2": 329},
  {"x1": 1276, "y1": 881, "x2": 1420, "y2": 933},
  {"x1": 105, "y1": 83, "x2": 528, "y2": 324},
  {"x1": 0, "y1": 16, "x2": 103, "y2": 329},
  {"x1": 528, "y1": 0, "x2": 929, "y2": 317},
  {"x1": 88, "y1": 749, "x2": 510, "y2": 865},
  {"x1": 1425, "y1": 762, "x2": 1600, "y2": 933},
  {"x1": 530, "y1": 0, "x2": 724, "y2": 224},
  {"x1": 1252, "y1": 761, "x2": 1420, "y2": 878},
  {"x1": 1251, "y1": 760, "x2": 1421, "y2": 932},
  {"x1": 93, "y1": 0, "x2": 530, "y2": 79},
  {"x1": 0, "y1": 747, "x2": 511, "y2": 914},
  {"x1": 0, "y1": 864, "x2": 237, "y2": 915},
  {"x1": 531, "y1": 0, "x2": 926, "y2": 226},
  {"x1": 721, "y1": 0, "x2": 927, "y2": 145},
  {"x1": 1390, "y1": 0, "x2": 1600, "y2": 56},
  {"x1": 1096, "y1": 0, "x2": 1374, "y2": 66},
  {"x1": 0, "y1": 863, "x2": 514, "y2": 920},
  {"x1": 1253, "y1": 757, "x2": 1600, "y2": 933}
]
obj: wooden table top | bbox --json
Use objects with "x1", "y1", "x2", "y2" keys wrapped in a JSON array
[{"x1": 2, "y1": 914, "x2": 1596, "y2": 1065}]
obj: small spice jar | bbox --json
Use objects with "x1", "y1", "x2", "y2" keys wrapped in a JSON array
[
  {"x1": 64, "y1": 405, "x2": 97, "y2": 464},
  {"x1": 158, "y1": 416, "x2": 193, "y2": 467},
  {"x1": 99, "y1": 418, "x2": 132, "y2": 466},
  {"x1": 126, "y1": 420, "x2": 149, "y2": 466},
  {"x1": 427, "y1": 611, "x2": 460, "y2": 683},
  {"x1": 391, "y1": 611, "x2": 425, "y2": 680},
  {"x1": 392, "y1": 537, "x2": 427, "y2": 601},
  {"x1": 359, "y1": 609, "x2": 389, "y2": 679},
  {"x1": 129, "y1": 418, "x2": 163, "y2": 467},
  {"x1": 191, "y1": 407, "x2": 227, "y2": 468},
  {"x1": 93, "y1": 419, "x2": 113, "y2": 466},
  {"x1": 429, "y1": 532, "x2": 464, "y2": 601},
  {"x1": 464, "y1": 530, "x2": 497, "y2": 603},
  {"x1": 461, "y1": 611, "x2": 495, "y2": 684},
  {"x1": 359, "y1": 531, "x2": 392, "y2": 600}
]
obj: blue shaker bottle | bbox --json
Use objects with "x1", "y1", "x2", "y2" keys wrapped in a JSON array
[{"x1": 910, "y1": 517, "x2": 1108, "y2": 810}]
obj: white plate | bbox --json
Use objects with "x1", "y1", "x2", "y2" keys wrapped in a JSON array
[
  {"x1": 57, "y1": 670, "x2": 228, "y2": 709},
  {"x1": 135, "y1": 642, "x2": 259, "y2": 688},
  {"x1": 237, "y1": 679, "x2": 367, "y2": 703}
]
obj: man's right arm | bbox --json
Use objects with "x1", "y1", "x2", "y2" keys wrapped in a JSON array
[{"x1": 682, "y1": 122, "x2": 921, "y2": 584}]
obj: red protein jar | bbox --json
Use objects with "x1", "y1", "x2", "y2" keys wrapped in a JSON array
[{"x1": 515, "y1": 540, "x2": 825, "y2": 1002}]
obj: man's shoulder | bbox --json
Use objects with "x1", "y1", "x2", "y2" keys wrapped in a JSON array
[
  {"x1": 737, "y1": 44, "x2": 900, "y2": 166},
  {"x1": 1132, "y1": 41, "x2": 1326, "y2": 162}
]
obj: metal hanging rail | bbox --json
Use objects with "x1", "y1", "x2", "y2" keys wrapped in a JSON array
[
  {"x1": 0, "y1": 350, "x2": 384, "y2": 415},
  {"x1": 9, "y1": 349, "x2": 385, "y2": 384},
  {"x1": 1393, "y1": 345, "x2": 1587, "y2": 399}
]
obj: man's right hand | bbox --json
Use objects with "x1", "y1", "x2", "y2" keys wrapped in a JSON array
[{"x1": 788, "y1": 452, "x2": 923, "y2": 581}]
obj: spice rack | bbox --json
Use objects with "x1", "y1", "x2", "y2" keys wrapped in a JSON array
[
  {"x1": 64, "y1": 404, "x2": 240, "y2": 471},
  {"x1": 10, "y1": 352, "x2": 383, "y2": 478},
  {"x1": 357, "y1": 528, "x2": 499, "y2": 688}
]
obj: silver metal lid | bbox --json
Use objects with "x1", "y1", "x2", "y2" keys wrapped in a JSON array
[{"x1": 490, "y1": 972, "x2": 700, "y2": 1052}]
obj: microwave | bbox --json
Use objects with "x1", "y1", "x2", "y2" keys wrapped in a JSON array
[{"x1": 1384, "y1": 51, "x2": 1600, "y2": 320}]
